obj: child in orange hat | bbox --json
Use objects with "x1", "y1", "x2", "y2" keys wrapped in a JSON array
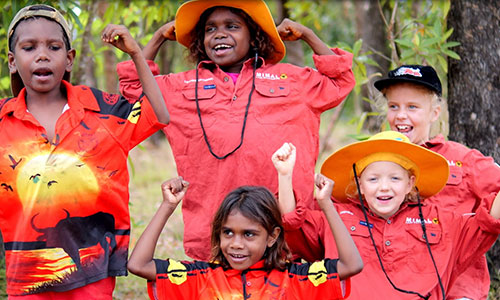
[
  {"x1": 1, "y1": 4, "x2": 168, "y2": 298},
  {"x1": 275, "y1": 131, "x2": 500, "y2": 299},
  {"x1": 117, "y1": 0, "x2": 356, "y2": 261},
  {"x1": 375, "y1": 65, "x2": 500, "y2": 299}
]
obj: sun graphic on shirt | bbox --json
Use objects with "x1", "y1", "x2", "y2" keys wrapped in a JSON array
[{"x1": 16, "y1": 152, "x2": 99, "y2": 213}]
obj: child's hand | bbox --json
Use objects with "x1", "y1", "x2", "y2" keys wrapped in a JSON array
[
  {"x1": 157, "y1": 21, "x2": 176, "y2": 41},
  {"x1": 272, "y1": 142, "x2": 296, "y2": 176},
  {"x1": 101, "y1": 24, "x2": 141, "y2": 57},
  {"x1": 315, "y1": 173, "x2": 334, "y2": 210},
  {"x1": 277, "y1": 18, "x2": 307, "y2": 41},
  {"x1": 161, "y1": 177, "x2": 189, "y2": 209}
]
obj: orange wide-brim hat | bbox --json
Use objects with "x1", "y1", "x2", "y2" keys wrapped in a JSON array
[
  {"x1": 175, "y1": 0, "x2": 286, "y2": 64},
  {"x1": 321, "y1": 131, "x2": 449, "y2": 202}
]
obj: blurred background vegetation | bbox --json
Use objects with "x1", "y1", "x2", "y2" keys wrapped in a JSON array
[{"x1": 0, "y1": 0, "x2": 498, "y2": 299}]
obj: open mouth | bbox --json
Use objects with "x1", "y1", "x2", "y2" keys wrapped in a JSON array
[
  {"x1": 395, "y1": 124, "x2": 412, "y2": 133},
  {"x1": 377, "y1": 195, "x2": 393, "y2": 202},
  {"x1": 33, "y1": 68, "x2": 53, "y2": 77},
  {"x1": 229, "y1": 253, "x2": 247, "y2": 262},
  {"x1": 213, "y1": 44, "x2": 233, "y2": 54}
]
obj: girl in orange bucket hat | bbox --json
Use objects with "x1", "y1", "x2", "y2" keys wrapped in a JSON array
[
  {"x1": 275, "y1": 131, "x2": 500, "y2": 299},
  {"x1": 117, "y1": 0, "x2": 355, "y2": 261}
]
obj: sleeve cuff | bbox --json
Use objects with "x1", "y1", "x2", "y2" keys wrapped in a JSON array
[{"x1": 312, "y1": 48, "x2": 354, "y2": 78}]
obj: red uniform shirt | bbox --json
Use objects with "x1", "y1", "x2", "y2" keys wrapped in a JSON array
[
  {"x1": 424, "y1": 135, "x2": 500, "y2": 299},
  {"x1": 117, "y1": 49, "x2": 355, "y2": 260},
  {"x1": 148, "y1": 259, "x2": 349, "y2": 300},
  {"x1": 284, "y1": 194, "x2": 500, "y2": 299},
  {"x1": 0, "y1": 81, "x2": 164, "y2": 296}
]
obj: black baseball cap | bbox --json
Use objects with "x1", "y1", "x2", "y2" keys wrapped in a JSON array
[{"x1": 374, "y1": 65, "x2": 442, "y2": 96}]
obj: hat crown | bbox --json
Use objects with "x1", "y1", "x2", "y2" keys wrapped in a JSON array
[
  {"x1": 367, "y1": 131, "x2": 410, "y2": 143},
  {"x1": 374, "y1": 64, "x2": 442, "y2": 96}
]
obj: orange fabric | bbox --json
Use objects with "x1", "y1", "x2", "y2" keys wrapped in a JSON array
[
  {"x1": 285, "y1": 194, "x2": 500, "y2": 299},
  {"x1": 423, "y1": 135, "x2": 500, "y2": 299},
  {"x1": 0, "y1": 81, "x2": 164, "y2": 296},
  {"x1": 118, "y1": 48, "x2": 355, "y2": 261},
  {"x1": 147, "y1": 259, "x2": 349, "y2": 300},
  {"x1": 8, "y1": 277, "x2": 115, "y2": 300}
]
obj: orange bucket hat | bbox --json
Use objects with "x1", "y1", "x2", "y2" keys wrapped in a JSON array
[
  {"x1": 174, "y1": 0, "x2": 286, "y2": 64},
  {"x1": 7, "y1": 4, "x2": 72, "y2": 97},
  {"x1": 321, "y1": 131, "x2": 449, "y2": 202}
]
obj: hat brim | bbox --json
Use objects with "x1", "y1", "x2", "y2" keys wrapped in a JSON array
[
  {"x1": 374, "y1": 77, "x2": 441, "y2": 96},
  {"x1": 320, "y1": 138, "x2": 449, "y2": 202},
  {"x1": 175, "y1": 0, "x2": 285, "y2": 64}
]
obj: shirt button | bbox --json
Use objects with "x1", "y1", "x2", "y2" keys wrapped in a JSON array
[
  {"x1": 269, "y1": 88, "x2": 275, "y2": 93},
  {"x1": 387, "y1": 220, "x2": 392, "y2": 224},
  {"x1": 232, "y1": 95, "x2": 237, "y2": 101},
  {"x1": 247, "y1": 281, "x2": 251, "y2": 287},
  {"x1": 350, "y1": 226, "x2": 356, "y2": 231},
  {"x1": 224, "y1": 77, "x2": 229, "y2": 82},
  {"x1": 385, "y1": 240, "x2": 391, "y2": 246}
]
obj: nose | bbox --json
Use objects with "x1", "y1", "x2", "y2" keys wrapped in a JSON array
[
  {"x1": 214, "y1": 28, "x2": 227, "y2": 39},
  {"x1": 230, "y1": 235, "x2": 244, "y2": 249},
  {"x1": 36, "y1": 47, "x2": 49, "y2": 62},
  {"x1": 395, "y1": 108, "x2": 407, "y2": 120},
  {"x1": 379, "y1": 178, "x2": 390, "y2": 191}
]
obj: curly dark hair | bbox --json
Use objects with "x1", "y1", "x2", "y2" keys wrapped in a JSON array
[
  {"x1": 210, "y1": 186, "x2": 291, "y2": 271},
  {"x1": 187, "y1": 6, "x2": 276, "y2": 64}
]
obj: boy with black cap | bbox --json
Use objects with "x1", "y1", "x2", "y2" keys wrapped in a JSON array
[
  {"x1": 1, "y1": 4, "x2": 168, "y2": 299},
  {"x1": 374, "y1": 65, "x2": 500, "y2": 299}
]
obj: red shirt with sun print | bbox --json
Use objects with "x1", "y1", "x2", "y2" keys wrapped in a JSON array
[
  {"x1": 0, "y1": 81, "x2": 164, "y2": 296},
  {"x1": 283, "y1": 194, "x2": 500, "y2": 300},
  {"x1": 117, "y1": 48, "x2": 355, "y2": 261},
  {"x1": 422, "y1": 134, "x2": 500, "y2": 300},
  {"x1": 147, "y1": 259, "x2": 350, "y2": 300}
]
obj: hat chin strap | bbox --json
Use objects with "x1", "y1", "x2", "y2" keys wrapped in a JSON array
[
  {"x1": 353, "y1": 163, "x2": 444, "y2": 300},
  {"x1": 194, "y1": 51, "x2": 259, "y2": 159}
]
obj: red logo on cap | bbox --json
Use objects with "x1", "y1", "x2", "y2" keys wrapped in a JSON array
[{"x1": 395, "y1": 67, "x2": 422, "y2": 77}]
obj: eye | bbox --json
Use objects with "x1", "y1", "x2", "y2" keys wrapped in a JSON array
[
  {"x1": 388, "y1": 104, "x2": 398, "y2": 110},
  {"x1": 49, "y1": 44, "x2": 61, "y2": 51},
  {"x1": 391, "y1": 176, "x2": 401, "y2": 181},
  {"x1": 367, "y1": 177, "x2": 378, "y2": 182},
  {"x1": 244, "y1": 231, "x2": 255, "y2": 238},
  {"x1": 205, "y1": 26, "x2": 216, "y2": 33},
  {"x1": 222, "y1": 229, "x2": 233, "y2": 237},
  {"x1": 22, "y1": 45, "x2": 34, "y2": 51},
  {"x1": 227, "y1": 23, "x2": 239, "y2": 30}
]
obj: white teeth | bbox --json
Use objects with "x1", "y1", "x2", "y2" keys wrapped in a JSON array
[
  {"x1": 396, "y1": 125, "x2": 411, "y2": 131},
  {"x1": 214, "y1": 44, "x2": 231, "y2": 50}
]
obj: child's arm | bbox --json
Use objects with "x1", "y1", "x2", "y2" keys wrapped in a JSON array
[
  {"x1": 142, "y1": 21, "x2": 176, "y2": 61},
  {"x1": 101, "y1": 24, "x2": 170, "y2": 124},
  {"x1": 271, "y1": 142, "x2": 296, "y2": 214},
  {"x1": 127, "y1": 177, "x2": 189, "y2": 280},
  {"x1": 315, "y1": 173, "x2": 363, "y2": 280},
  {"x1": 277, "y1": 18, "x2": 334, "y2": 56}
]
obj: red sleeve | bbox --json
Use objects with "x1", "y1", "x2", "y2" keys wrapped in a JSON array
[{"x1": 117, "y1": 60, "x2": 161, "y2": 102}]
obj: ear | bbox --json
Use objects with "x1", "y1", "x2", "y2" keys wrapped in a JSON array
[
  {"x1": 407, "y1": 175, "x2": 416, "y2": 194},
  {"x1": 8, "y1": 51, "x2": 17, "y2": 74},
  {"x1": 65, "y1": 48, "x2": 76, "y2": 72},
  {"x1": 430, "y1": 102, "x2": 441, "y2": 123},
  {"x1": 267, "y1": 227, "x2": 281, "y2": 248}
]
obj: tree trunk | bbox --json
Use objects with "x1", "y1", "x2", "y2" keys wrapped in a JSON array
[
  {"x1": 447, "y1": 0, "x2": 500, "y2": 287},
  {"x1": 72, "y1": 2, "x2": 97, "y2": 87},
  {"x1": 355, "y1": 0, "x2": 391, "y2": 132},
  {"x1": 97, "y1": 1, "x2": 117, "y2": 94}
]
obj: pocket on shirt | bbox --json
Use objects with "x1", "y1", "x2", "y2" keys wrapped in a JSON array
[
  {"x1": 446, "y1": 165, "x2": 463, "y2": 186},
  {"x1": 176, "y1": 81, "x2": 217, "y2": 129},
  {"x1": 253, "y1": 81, "x2": 299, "y2": 125},
  {"x1": 405, "y1": 225, "x2": 444, "y2": 274},
  {"x1": 341, "y1": 216, "x2": 377, "y2": 261}
]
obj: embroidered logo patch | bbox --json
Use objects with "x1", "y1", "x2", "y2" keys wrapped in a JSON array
[
  {"x1": 203, "y1": 84, "x2": 216, "y2": 90},
  {"x1": 394, "y1": 67, "x2": 422, "y2": 77}
]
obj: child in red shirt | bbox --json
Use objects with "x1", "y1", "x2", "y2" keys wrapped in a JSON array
[
  {"x1": 0, "y1": 4, "x2": 168, "y2": 299},
  {"x1": 375, "y1": 65, "x2": 500, "y2": 299},
  {"x1": 117, "y1": 0, "x2": 355, "y2": 261},
  {"x1": 280, "y1": 131, "x2": 500, "y2": 299},
  {"x1": 127, "y1": 147, "x2": 363, "y2": 299}
]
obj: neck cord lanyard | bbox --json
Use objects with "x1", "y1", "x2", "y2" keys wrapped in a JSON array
[
  {"x1": 353, "y1": 164, "x2": 435, "y2": 300},
  {"x1": 195, "y1": 52, "x2": 258, "y2": 160}
]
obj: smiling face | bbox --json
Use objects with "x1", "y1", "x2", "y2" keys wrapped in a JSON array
[
  {"x1": 220, "y1": 209, "x2": 279, "y2": 270},
  {"x1": 203, "y1": 7, "x2": 251, "y2": 73},
  {"x1": 385, "y1": 83, "x2": 441, "y2": 145},
  {"x1": 359, "y1": 161, "x2": 415, "y2": 219},
  {"x1": 8, "y1": 17, "x2": 74, "y2": 96}
]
